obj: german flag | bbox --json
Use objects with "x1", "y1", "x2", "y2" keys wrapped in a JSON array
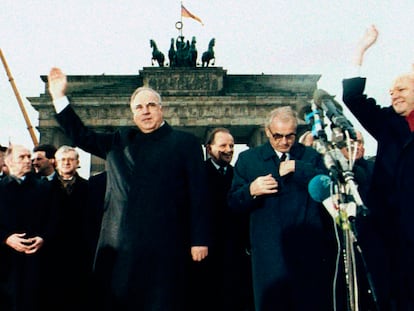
[{"x1": 181, "y1": 4, "x2": 204, "y2": 25}]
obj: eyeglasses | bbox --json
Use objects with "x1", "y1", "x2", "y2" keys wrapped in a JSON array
[
  {"x1": 57, "y1": 158, "x2": 77, "y2": 162},
  {"x1": 268, "y1": 129, "x2": 296, "y2": 141}
]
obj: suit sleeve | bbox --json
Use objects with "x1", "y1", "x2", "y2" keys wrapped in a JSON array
[
  {"x1": 55, "y1": 105, "x2": 117, "y2": 159},
  {"x1": 342, "y1": 77, "x2": 385, "y2": 139},
  {"x1": 185, "y1": 135, "x2": 212, "y2": 247},
  {"x1": 227, "y1": 151, "x2": 258, "y2": 213}
]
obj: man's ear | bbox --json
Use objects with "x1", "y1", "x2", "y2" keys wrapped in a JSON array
[
  {"x1": 205, "y1": 144, "x2": 212, "y2": 155},
  {"x1": 4, "y1": 158, "x2": 10, "y2": 167},
  {"x1": 264, "y1": 128, "x2": 272, "y2": 139}
]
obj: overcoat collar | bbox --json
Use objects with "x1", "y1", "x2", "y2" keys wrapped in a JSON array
[
  {"x1": 260, "y1": 141, "x2": 305, "y2": 161},
  {"x1": 133, "y1": 121, "x2": 173, "y2": 142}
]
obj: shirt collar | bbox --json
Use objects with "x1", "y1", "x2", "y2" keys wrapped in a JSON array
[
  {"x1": 405, "y1": 110, "x2": 414, "y2": 132},
  {"x1": 210, "y1": 158, "x2": 227, "y2": 172},
  {"x1": 274, "y1": 150, "x2": 289, "y2": 160}
]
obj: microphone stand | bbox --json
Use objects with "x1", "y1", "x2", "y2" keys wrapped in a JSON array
[
  {"x1": 349, "y1": 217, "x2": 379, "y2": 311},
  {"x1": 328, "y1": 142, "x2": 380, "y2": 311},
  {"x1": 306, "y1": 112, "x2": 379, "y2": 310}
]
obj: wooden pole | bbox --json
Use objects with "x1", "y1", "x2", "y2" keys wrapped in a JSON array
[{"x1": 0, "y1": 49, "x2": 38, "y2": 146}]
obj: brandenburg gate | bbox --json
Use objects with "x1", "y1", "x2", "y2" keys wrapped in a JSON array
[{"x1": 28, "y1": 66, "x2": 319, "y2": 174}]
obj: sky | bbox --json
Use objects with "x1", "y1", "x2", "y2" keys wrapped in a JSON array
[{"x1": 1, "y1": 0, "x2": 414, "y2": 176}]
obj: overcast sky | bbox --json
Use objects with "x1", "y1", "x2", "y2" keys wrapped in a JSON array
[{"x1": 1, "y1": 0, "x2": 414, "y2": 171}]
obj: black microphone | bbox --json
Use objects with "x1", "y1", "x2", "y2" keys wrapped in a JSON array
[
  {"x1": 322, "y1": 148, "x2": 347, "y2": 182},
  {"x1": 313, "y1": 89, "x2": 357, "y2": 140}
]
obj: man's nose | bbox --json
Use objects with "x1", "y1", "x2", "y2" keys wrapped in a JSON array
[
  {"x1": 391, "y1": 91, "x2": 399, "y2": 99},
  {"x1": 141, "y1": 105, "x2": 150, "y2": 113}
]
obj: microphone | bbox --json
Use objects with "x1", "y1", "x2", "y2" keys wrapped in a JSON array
[
  {"x1": 322, "y1": 148, "x2": 347, "y2": 182},
  {"x1": 322, "y1": 149, "x2": 369, "y2": 217},
  {"x1": 308, "y1": 174, "x2": 358, "y2": 225},
  {"x1": 308, "y1": 174, "x2": 331, "y2": 203},
  {"x1": 305, "y1": 103, "x2": 326, "y2": 140},
  {"x1": 313, "y1": 89, "x2": 357, "y2": 140},
  {"x1": 341, "y1": 171, "x2": 370, "y2": 217},
  {"x1": 308, "y1": 174, "x2": 339, "y2": 219},
  {"x1": 303, "y1": 102, "x2": 330, "y2": 154}
]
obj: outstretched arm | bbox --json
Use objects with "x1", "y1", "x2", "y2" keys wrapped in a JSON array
[{"x1": 353, "y1": 25, "x2": 379, "y2": 67}]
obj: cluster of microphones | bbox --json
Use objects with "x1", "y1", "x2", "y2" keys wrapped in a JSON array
[{"x1": 304, "y1": 89, "x2": 369, "y2": 230}]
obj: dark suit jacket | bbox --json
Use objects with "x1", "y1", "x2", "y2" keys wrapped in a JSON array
[
  {"x1": 0, "y1": 173, "x2": 54, "y2": 311},
  {"x1": 43, "y1": 173, "x2": 94, "y2": 310},
  {"x1": 189, "y1": 159, "x2": 252, "y2": 311},
  {"x1": 88, "y1": 171, "x2": 106, "y2": 249}
]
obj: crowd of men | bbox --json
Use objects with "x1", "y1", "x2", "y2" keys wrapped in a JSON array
[
  {"x1": 0, "y1": 133, "x2": 253, "y2": 311},
  {"x1": 0, "y1": 24, "x2": 413, "y2": 311},
  {"x1": 0, "y1": 108, "x2": 378, "y2": 311},
  {"x1": 0, "y1": 143, "x2": 104, "y2": 311}
]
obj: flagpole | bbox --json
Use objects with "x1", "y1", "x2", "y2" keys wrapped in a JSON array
[
  {"x1": 0, "y1": 49, "x2": 39, "y2": 146},
  {"x1": 180, "y1": 1, "x2": 183, "y2": 37}
]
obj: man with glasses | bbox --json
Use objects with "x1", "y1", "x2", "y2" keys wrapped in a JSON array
[
  {"x1": 47, "y1": 68, "x2": 210, "y2": 311},
  {"x1": 228, "y1": 106, "x2": 334, "y2": 311},
  {"x1": 43, "y1": 145, "x2": 94, "y2": 310}
]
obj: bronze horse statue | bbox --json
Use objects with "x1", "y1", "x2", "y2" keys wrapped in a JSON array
[
  {"x1": 169, "y1": 36, "x2": 198, "y2": 68},
  {"x1": 168, "y1": 38, "x2": 176, "y2": 67},
  {"x1": 188, "y1": 36, "x2": 197, "y2": 67},
  {"x1": 150, "y1": 39, "x2": 165, "y2": 67},
  {"x1": 202, "y1": 38, "x2": 215, "y2": 67}
]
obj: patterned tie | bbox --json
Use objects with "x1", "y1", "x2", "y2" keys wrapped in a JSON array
[{"x1": 280, "y1": 153, "x2": 287, "y2": 162}]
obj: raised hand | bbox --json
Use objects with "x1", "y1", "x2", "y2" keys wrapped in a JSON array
[
  {"x1": 354, "y1": 25, "x2": 379, "y2": 66},
  {"x1": 48, "y1": 67, "x2": 67, "y2": 100}
]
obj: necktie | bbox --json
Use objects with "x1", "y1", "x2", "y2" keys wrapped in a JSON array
[
  {"x1": 280, "y1": 153, "x2": 287, "y2": 162},
  {"x1": 218, "y1": 166, "x2": 225, "y2": 175}
]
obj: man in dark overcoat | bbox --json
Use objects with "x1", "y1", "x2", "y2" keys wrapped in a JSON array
[
  {"x1": 0, "y1": 145, "x2": 8, "y2": 180},
  {"x1": 190, "y1": 128, "x2": 253, "y2": 311},
  {"x1": 0, "y1": 144, "x2": 53, "y2": 311},
  {"x1": 47, "y1": 68, "x2": 210, "y2": 311},
  {"x1": 342, "y1": 25, "x2": 414, "y2": 310},
  {"x1": 228, "y1": 106, "x2": 335, "y2": 311},
  {"x1": 43, "y1": 145, "x2": 95, "y2": 310}
]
